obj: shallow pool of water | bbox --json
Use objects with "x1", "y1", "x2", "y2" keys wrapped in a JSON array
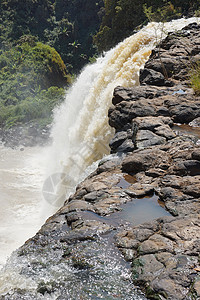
[
  {"x1": 116, "y1": 174, "x2": 137, "y2": 189},
  {"x1": 173, "y1": 124, "x2": 200, "y2": 144},
  {"x1": 80, "y1": 194, "x2": 171, "y2": 228},
  {"x1": 112, "y1": 194, "x2": 170, "y2": 226}
]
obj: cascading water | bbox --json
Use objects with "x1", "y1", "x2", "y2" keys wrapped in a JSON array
[
  {"x1": 45, "y1": 17, "x2": 199, "y2": 209},
  {"x1": 0, "y1": 17, "x2": 199, "y2": 297}
]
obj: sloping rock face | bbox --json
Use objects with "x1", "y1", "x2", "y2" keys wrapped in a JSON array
[
  {"x1": 108, "y1": 22, "x2": 200, "y2": 299},
  {"x1": 1, "y1": 23, "x2": 200, "y2": 300}
]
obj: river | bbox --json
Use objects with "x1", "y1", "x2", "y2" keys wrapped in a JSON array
[{"x1": 0, "y1": 144, "x2": 48, "y2": 268}]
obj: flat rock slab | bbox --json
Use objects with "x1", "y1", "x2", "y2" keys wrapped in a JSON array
[{"x1": 116, "y1": 215, "x2": 200, "y2": 300}]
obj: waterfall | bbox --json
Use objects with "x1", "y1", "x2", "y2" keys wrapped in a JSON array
[
  {"x1": 44, "y1": 17, "x2": 198, "y2": 209},
  {"x1": 0, "y1": 17, "x2": 199, "y2": 296}
]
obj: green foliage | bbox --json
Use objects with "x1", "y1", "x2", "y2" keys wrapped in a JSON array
[
  {"x1": 195, "y1": 9, "x2": 200, "y2": 18},
  {"x1": 0, "y1": 0, "x2": 105, "y2": 130},
  {"x1": 94, "y1": 0, "x2": 200, "y2": 52},
  {"x1": 132, "y1": 258, "x2": 144, "y2": 280},
  {"x1": 94, "y1": 25, "x2": 113, "y2": 52},
  {"x1": 89, "y1": 54, "x2": 98, "y2": 64},
  {"x1": 0, "y1": 0, "x2": 104, "y2": 73},
  {"x1": 145, "y1": 286, "x2": 163, "y2": 300},
  {"x1": 190, "y1": 61, "x2": 200, "y2": 95},
  {"x1": 0, "y1": 40, "x2": 67, "y2": 128},
  {"x1": 0, "y1": 40, "x2": 69, "y2": 98},
  {"x1": 143, "y1": 2, "x2": 181, "y2": 23},
  {"x1": 0, "y1": 86, "x2": 65, "y2": 128}
]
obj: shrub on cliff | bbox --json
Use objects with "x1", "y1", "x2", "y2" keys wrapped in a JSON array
[
  {"x1": 190, "y1": 62, "x2": 200, "y2": 95},
  {"x1": 17, "y1": 38, "x2": 70, "y2": 88}
]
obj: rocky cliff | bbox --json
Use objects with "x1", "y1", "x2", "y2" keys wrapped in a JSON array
[{"x1": 1, "y1": 23, "x2": 200, "y2": 300}]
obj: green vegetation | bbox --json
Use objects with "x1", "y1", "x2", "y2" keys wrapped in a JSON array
[
  {"x1": 94, "y1": 0, "x2": 200, "y2": 52},
  {"x1": 0, "y1": 0, "x2": 104, "y2": 130},
  {"x1": 0, "y1": 86, "x2": 65, "y2": 129},
  {"x1": 190, "y1": 62, "x2": 200, "y2": 95},
  {"x1": 0, "y1": 0, "x2": 104, "y2": 73},
  {"x1": 143, "y1": 1, "x2": 181, "y2": 23},
  {"x1": 0, "y1": 40, "x2": 67, "y2": 128}
]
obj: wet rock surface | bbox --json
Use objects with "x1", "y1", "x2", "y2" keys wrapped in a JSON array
[
  {"x1": 1, "y1": 23, "x2": 200, "y2": 299},
  {"x1": 107, "y1": 23, "x2": 200, "y2": 299},
  {"x1": 116, "y1": 215, "x2": 200, "y2": 300}
]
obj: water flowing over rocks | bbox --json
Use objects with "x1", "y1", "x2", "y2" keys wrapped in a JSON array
[{"x1": 1, "y1": 23, "x2": 200, "y2": 299}]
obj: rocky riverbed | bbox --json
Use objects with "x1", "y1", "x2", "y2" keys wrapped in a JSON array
[
  {"x1": 0, "y1": 122, "x2": 51, "y2": 148},
  {"x1": 1, "y1": 23, "x2": 200, "y2": 299}
]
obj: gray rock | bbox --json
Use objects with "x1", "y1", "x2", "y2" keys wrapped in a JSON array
[
  {"x1": 122, "y1": 148, "x2": 169, "y2": 173},
  {"x1": 112, "y1": 86, "x2": 136, "y2": 105},
  {"x1": 84, "y1": 190, "x2": 106, "y2": 203},
  {"x1": 191, "y1": 149, "x2": 200, "y2": 161},
  {"x1": 172, "y1": 160, "x2": 200, "y2": 176},
  {"x1": 154, "y1": 125, "x2": 176, "y2": 140},
  {"x1": 116, "y1": 138, "x2": 135, "y2": 153},
  {"x1": 112, "y1": 85, "x2": 170, "y2": 105},
  {"x1": 170, "y1": 105, "x2": 200, "y2": 123},
  {"x1": 189, "y1": 117, "x2": 200, "y2": 127},
  {"x1": 109, "y1": 131, "x2": 128, "y2": 150},
  {"x1": 133, "y1": 116, "x2": 173, "y2": 131},
  {"x1": 145, "y1": 168, "x2": 166, "y2": 177},
  {"x1": 117, "y1": 215, "x2": 200, "y2": 299},
  {"x1": 140, "y1": 68, "x2": 165, "y2": 86},
  {"x1": 136, "y1": 130, "x2": 166, "y2": 148}
]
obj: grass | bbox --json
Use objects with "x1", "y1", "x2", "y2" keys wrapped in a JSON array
[{"x1": 190, "y1": 62, "x2": 200, "y2": 95}]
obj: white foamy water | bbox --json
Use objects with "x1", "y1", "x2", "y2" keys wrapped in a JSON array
[
  {"x1": 0, "y1": 17, "x2": 199, "y2": 295},
  {"x1": 0, "y1": 144, "x2": 47, "y2": 268}
]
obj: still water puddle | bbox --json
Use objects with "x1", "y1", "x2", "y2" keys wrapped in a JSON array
[
  {"x1": 109, "y1": 194, "x2": 170, "y2": 226},
  {"x1": 81, "y1": 194, "x2": 170, "y2": 228},
  {"x1": 173, "y1": 124, "x2": 200, "y2": 144},
  {"x1": 116, "y1": 174, "x2": 137, "y2": 189},
  {"x1": 106, "y1": 194, "x2": 171, "y2": 226}
]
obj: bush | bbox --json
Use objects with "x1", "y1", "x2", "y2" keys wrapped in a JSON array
[
  {"x1": 190, "y1": 62, "x2": 200, "y2": 95},
  {"x1": 0, "y1": 40, "x2": 68, "y2": 128},
  {"x1": 0, "y1": 87, "x2": 65, "y2": 128},
  {"x1": 143, "y1": 2, "x2": 181, "y2": 23}
]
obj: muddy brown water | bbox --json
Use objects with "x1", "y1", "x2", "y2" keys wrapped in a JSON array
[{"x1": 173, "y1": 124, "x2": 200, "y2": 144}]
